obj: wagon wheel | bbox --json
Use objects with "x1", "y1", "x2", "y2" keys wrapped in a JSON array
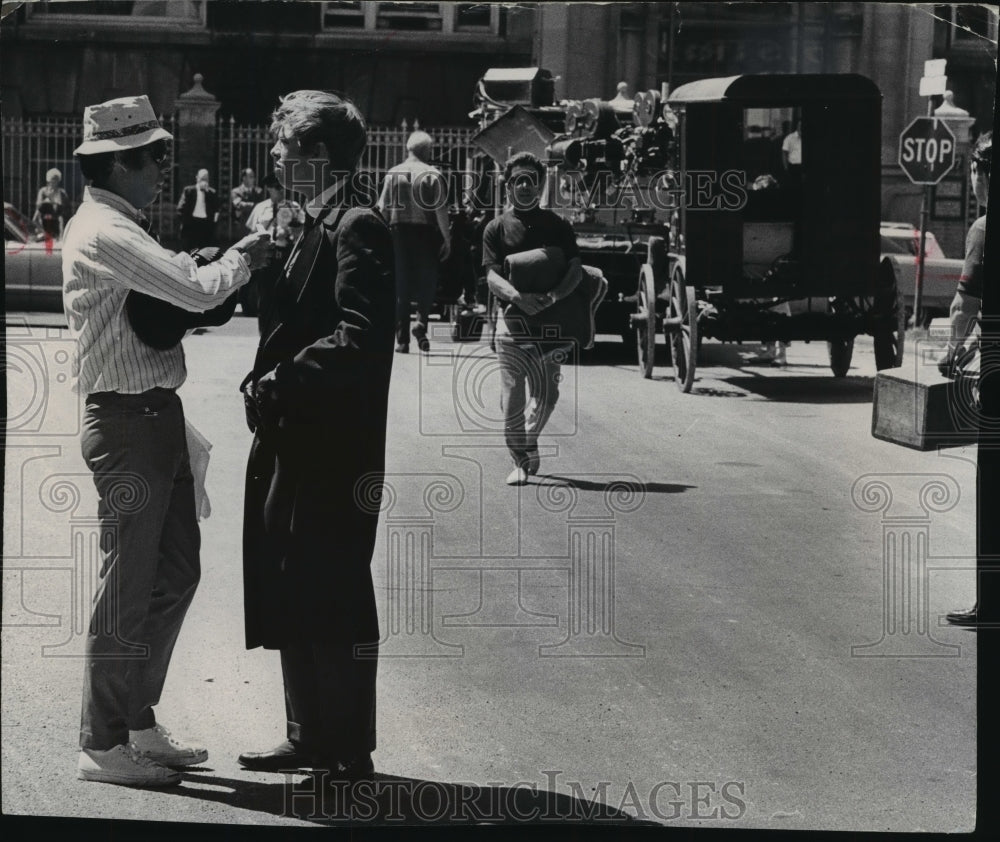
[
  {"x1": 634, "y1": 264, "x2": 657, "y2": 378},
  {"x1": 665, "y1": 265, "x2": 698, "y2": 392},
  {"x1": 873, "y1": 280, "x2": 906, "y2": 371}
]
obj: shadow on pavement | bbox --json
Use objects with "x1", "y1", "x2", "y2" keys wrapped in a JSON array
[
  {"x1": 720, "y1": 375, "x2": 876, "y2": 404},
  {"x1": 168, "y1": 770, "x2": 660, "y2": 826},
  {"x1": 539, "y1": 475, "x2": 694, "y2": 494}
]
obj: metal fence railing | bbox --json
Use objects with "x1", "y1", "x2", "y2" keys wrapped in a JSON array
[
  {"x1": 218, "y1": 117, "x2": 479, "y2": 241},
  {"x1": 2, "y1": 113, "x2": 178, "y2": 240},
  {"x1": 4, "y1": 114, "x2": 478, "y2": 246}
]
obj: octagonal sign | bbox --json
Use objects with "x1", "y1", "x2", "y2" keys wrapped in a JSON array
[{"x1": 898, "y1": 117, "x2": 956, "y2": 185}]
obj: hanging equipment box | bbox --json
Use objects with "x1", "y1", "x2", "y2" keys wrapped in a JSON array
[{"x1": 481, "y1": 68, "x2": 555, "y2": 107}]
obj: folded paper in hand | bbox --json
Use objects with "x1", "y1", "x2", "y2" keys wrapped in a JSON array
[{"x1": 184, "y1": 420, "x2": 213, "y2": 521}]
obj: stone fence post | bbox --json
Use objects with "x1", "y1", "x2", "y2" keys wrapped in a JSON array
[{"x1": 173, "y1": 74, "x2": 221, "y2": 203}]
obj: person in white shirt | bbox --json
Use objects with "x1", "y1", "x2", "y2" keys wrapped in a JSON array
[
  {"x1": 177, "y1": 167, "x2": 222, "y2": 250},
  {"x1": 63, "y1": 94, "x2": 270, "y2": 788},
  {"x1": 781, "y1": 122, "x2": 802, "y2": 188},
  {"x1": 244, "y1": 173, "x2": 304, "y2": 330}
]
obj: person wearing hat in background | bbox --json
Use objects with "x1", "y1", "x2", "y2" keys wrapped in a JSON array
[
  {"x1": 62, "y1": 94, "x2": 271, "y2": 787},
  {"x1": 231, "y1": 167, "x2": 266, "y2": 227},
  {"x1": 33, "y1": 166, "x2": 70, "y2": 240},
  {"x1": 177, "y1": 166, "x2": 222, "y2": 251}
]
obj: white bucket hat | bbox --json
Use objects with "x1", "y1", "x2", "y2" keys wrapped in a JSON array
[{"x1": 74, "y1": 95, "x2": 173, "y2": 155}]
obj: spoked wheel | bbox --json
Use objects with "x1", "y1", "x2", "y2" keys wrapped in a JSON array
[
  {"x1": 873, "y1": 284, "x2": 906, "y2": 371},
  {"x1": 635, "y1": 264, "x2": 657, "y2": 378},
  {"x1": 827, "y1": 338, "x2": 855, "y2": 377},
  {"x1": 666, "y1": 265, "x2": 698, "y2": 392}
]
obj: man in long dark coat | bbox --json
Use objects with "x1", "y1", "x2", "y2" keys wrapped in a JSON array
[{"x1": 237, "y1": 90, "x2": 395, "y2": 783}]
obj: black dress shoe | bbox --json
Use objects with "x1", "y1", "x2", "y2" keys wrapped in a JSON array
[
  {"x1": 238, "y1": 740, "x2": 316, "y2": 771},
  {"x1": 946, "y1": 606, "x2": 979, "y2": 626},
  {"x1": 313, "y1": 753, "x2": 375, "y2": 785}
]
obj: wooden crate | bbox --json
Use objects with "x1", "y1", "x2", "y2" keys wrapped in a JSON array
[{"x1": 872, "y1": 366, "x2": 979, "y2": 450}]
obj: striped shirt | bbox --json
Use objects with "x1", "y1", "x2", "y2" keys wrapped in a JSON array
[{"x1": 62, "y1": 186, "x2": 252, "y2": 395}]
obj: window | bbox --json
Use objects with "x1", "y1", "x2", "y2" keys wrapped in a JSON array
[
  {"x1": 377, "y1": 2, "x2": 442, "y2": 31},
  {"x1": 455, "y1": 3, "x2": 494, "y2": 31},
  {"x1": 207, "y1": 1, "x2": 317, "y2": 32},
  {"x1": 954, "y1": 4, "x2": 993, "y2": 40},
  {"x1": 321, "y1": 2, "x2": 500, "y2": 34},
  {"x1": 322, "y1": 1, "x2": 367, "y2": 29},
  {"x1": 933, "y1": 4, "x2": 999, "y2": 49},
  {"x1": 28, "y1": 0, "x2": 206, "y2": 23}
]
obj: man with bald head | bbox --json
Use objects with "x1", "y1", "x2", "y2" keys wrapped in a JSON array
[
  {"x1": 377, "y1": 130, "x2": 451, "y2": 352},
  {"x1": 177, "y1": 166, "x2": 222, "y2": 250}
]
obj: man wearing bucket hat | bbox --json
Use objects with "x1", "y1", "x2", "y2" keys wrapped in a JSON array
[{"x1": 62, "y1": 94, "x2": 270, "y2": 787}]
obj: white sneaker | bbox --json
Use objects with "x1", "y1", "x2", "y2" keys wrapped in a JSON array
[
  {"x1": 506, "y1": 466, "x2": 528, "y2": 486},
  {"x1": 78, "y1": 744, "x2": 181, "y2": 787},
  {"x1": 129, "y1": 724, "x2": 208, "y2": 767}
]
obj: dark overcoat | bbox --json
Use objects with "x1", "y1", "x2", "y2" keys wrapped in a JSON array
[{"x1": 242, "y1": 200, "x2": 395, "y2": 649}]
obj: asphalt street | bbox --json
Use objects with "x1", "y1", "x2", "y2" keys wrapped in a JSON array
[{"x1": 3, "y1": 312, "x2": 978, "y2": 831}]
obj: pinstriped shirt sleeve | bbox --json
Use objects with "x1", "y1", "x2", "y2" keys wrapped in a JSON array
[{"x1": 62, "y1": 187, "x2": 252, "y2": 396}]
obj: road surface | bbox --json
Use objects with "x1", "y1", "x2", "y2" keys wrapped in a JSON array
[{"x1": 3, "y1": 313, "x2": 978, "y2": 830}]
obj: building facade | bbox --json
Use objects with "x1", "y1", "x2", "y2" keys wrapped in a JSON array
[
  {"x1": 532, "y1": 2, "x2": 997, "y2": 256},
  {"x1": 0, "y1": 1, "x2": 536, "y2": 125},
  {"x1": 2, "y1": 2, "x2": 996, "y2": 254}
]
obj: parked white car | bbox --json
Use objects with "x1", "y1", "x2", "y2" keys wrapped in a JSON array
[
  {"x1": 4, "y1": 202, "x2": 64, "y2": 312},
  {"x1": 880, "y1": 221, "x2": 963, "y2": 324}
]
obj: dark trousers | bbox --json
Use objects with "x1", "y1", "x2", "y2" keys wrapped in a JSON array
[
  {"x1": 281, "y1": 640, "x2": 378, "y2": 760},
  {"x1": 392, "y1": 223, "x2": 440, "y2": 347},
  {"x1": 495, "y1": 336, "x2": 561, "y2": 467},
  {"x1": 79, "y1": 389, "x2": 201, "y2": 750}
]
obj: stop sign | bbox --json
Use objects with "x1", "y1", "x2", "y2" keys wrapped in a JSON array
[{"x1": 898, "y1": 117, "x2": 956, "y2": 185}]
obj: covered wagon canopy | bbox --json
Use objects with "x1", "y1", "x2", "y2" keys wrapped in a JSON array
[
  {"x1": 668, "y1": 73, "x2": 881, "y2": 104},
  {"x1": 668, "y1": 72, "x2": 883, "y2": 301}
]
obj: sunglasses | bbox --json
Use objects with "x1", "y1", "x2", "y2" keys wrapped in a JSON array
[{"x1": 146, "y1": 142, "x2": 170, "y2": 166}]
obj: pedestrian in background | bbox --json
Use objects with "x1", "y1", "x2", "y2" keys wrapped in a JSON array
[
  {"x1": 376, "y1": 130, "x2": 451, "y2": 353},
  {"x1": 482, "y1": 151, "x2": 583, "y2": 486},
  {"x1": 231, "y1": 167, "x2": 266, "y2": 227},
  {"x1": 33, "y1": 166, "x2": 70, "y2": 239},
  {"x1": 238, "y1": 90, "x2": 395, "y2": 788},
  {"x1": 62, "y1": 94, "x2": 269, "y2": 788},
  {"x1": 939, "y1": 131, "x2": 991, "y2": 382},
  {"x1": 245, "y1": 172, "x2": 304, "y2": 332},
  {"x1": 781, "y1": 120, "x2": 802, "y2": 188},
  {"x1": 177, "y1": 167, "x2": 221, "y2": 250},
  {"x1": 940, "y1": 130, "x2": 991, "y2": 627}
]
